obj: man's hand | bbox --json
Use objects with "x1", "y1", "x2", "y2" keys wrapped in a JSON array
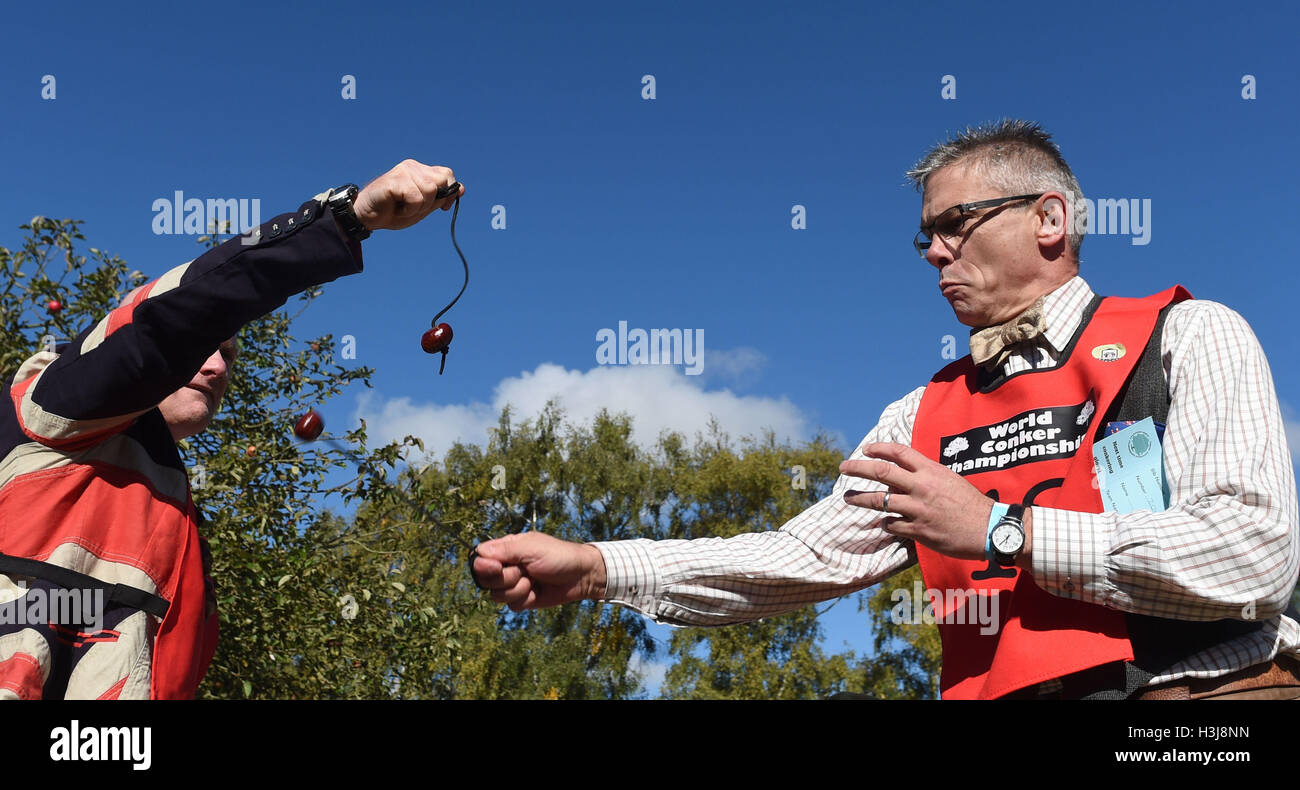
[
  {"x1": 840, "y1": 442, "x2": 999, "y2": 561},
  {"x1": 471, "y1": 533, "x2": 607, "y2": 612},
  {"x1": 353, "y1": 159, "x2": 465, "y2": 232}
]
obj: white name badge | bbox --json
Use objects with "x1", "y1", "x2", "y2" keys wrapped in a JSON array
[{"x1": 1091, "y1": 417, "x2": 1168, "y2": 514}]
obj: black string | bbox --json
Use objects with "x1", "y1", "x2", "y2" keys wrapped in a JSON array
[{"x1": 432, "y1": 195, "x2": 468, "y2": 326}]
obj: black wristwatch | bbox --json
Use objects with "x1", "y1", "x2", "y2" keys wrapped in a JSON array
[
  {"x1": 326, "y1": 184, "x2": 371, "y2": 242},
  {"x1": 990, "y1": 503, "x2": 1026, "y2": 567}
]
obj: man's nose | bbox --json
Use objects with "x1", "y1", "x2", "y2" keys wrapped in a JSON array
[
  {"x1": 926, "y1": 237, "x2": 954, "y2": 270},
  {"x1": 199, "y1": 348, "x2": 228, "y2": 378}
]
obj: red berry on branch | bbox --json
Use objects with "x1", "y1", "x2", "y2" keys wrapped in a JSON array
[
  {"x1": 294, "y1": 410, "x2": 324, "y2": 441},
  {"x1": 47, "y1": 300, "x2": 62, "y2": 313},
  {"x1": 421, "y1": 323, "x2": 453, "y2": 354}
]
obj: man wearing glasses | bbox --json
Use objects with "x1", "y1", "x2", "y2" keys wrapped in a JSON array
[{"x1": 473, "y1": 120, "x2": 1300, "y2": 699}]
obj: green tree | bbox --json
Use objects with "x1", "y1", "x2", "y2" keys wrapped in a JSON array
[
  {"x1": 863, "y1": 565, "x2": 942, "y2": 699},
  {"x1": 2, "y1": 218, "x2": 945, "y2": 699},
  {"x1": 655, "y1": 425, "x2": 938, "y2": 699},
  {"x1": 0, "y1": 216, "x2": 147, "y2": 376},
  {"x1": 179, "y1": 224, "x2": 493, "y2": 698}
]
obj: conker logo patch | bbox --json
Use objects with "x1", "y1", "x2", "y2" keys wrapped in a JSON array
[{"x1": 939, "y1": 396, "x2": 1095, "y2": 475}]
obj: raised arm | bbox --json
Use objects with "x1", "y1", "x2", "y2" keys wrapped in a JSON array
[{"x1": 8, "y1": 161, "x2": 462, "y2": 451}]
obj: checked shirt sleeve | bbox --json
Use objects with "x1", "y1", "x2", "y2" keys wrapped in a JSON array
[
  {"x1": 593, "y1": 387, "x2": 926, "y2": 627},
  {"x1": 1030, "y1": 300, "x2": 1300, "y2": 623}
]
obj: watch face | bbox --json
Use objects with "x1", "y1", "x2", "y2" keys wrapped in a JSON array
[{"x1": 991, "y1": 523, "x2": 1024, "y2": 554}]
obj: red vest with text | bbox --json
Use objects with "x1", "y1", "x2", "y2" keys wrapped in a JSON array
[{"x1": 911, "y1": 285, "x2": 1191, "y2": 699}]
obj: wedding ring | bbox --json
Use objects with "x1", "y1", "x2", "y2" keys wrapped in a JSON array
[{"x1": 882, "y1": 491, "x2": 892, "y2": 512}]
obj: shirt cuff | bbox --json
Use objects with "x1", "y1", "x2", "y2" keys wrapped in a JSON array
[
  {"x1": 1029, "y1": 506, "x2": 1119, "y2": 607},
  {"x1": 590, "y1": 539, "x2": 661, "y2": 617}
]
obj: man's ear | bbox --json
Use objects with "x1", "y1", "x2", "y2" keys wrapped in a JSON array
[{"x1": 1036, "y1": 194, "x2": 1068, "y2": 250}]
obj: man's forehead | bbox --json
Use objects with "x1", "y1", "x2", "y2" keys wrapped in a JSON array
[{"x1": 920, "y1": 163, "x2": 988, "y2": 224}]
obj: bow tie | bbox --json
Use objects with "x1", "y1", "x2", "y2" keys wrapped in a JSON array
[{"x1": 968, "y1": 297, "x2": 1047, "y2": 369}]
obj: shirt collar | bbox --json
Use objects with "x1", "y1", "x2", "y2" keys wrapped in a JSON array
[{"x1": 1039, "y1": 276, "x2": 1095, "y2": 354}]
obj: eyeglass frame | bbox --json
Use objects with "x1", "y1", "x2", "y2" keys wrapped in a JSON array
[{"x1": 913, "y1": 193, "x2": 1045, "y2": 257}]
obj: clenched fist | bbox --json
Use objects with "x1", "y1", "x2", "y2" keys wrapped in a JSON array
[
  {"x1": 354, "y1": 159, "x2": 465, "y2": 232},
  {"x1": 471, "y1": 532, "x2": 607, "y2": 612}
]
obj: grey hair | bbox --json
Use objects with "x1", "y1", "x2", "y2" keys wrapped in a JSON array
[{"x1": 906, "y1": 119, "x2": 1087, "y2": 260}]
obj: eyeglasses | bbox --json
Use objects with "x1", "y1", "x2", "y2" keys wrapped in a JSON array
[{"x1": 913, "y1": 193, "x2": 1043, "y2": 257}]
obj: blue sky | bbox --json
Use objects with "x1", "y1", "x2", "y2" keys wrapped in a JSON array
[{"x1": 3, "y1": 1, "x2": 1298, "y2": 694}]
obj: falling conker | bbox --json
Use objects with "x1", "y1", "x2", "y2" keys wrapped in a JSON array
[
  {"x1": 294, "y1": 410, "x2": 324, "y2": 441},
  {"x1": 421, "y1": 323, "x2": 453, "y2": 354}
]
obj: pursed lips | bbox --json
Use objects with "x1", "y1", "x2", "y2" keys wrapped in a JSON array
[{"x1": 187, "y1": 384, "x2": 215, "y2": 409}]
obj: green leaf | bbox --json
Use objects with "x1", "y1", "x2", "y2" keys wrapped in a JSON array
[{"x1": 1, "y1": 219, "x2": 925, "y2": 700}]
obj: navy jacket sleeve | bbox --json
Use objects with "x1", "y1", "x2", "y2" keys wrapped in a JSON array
[{"x1": 9, "y1": 197, "x2": 362, "y2": 448}]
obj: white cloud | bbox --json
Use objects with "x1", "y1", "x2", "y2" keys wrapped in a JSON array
[
  {"x1": 628, "y1": 652, "x2": 670, "y2": 697},
  {"x1": 352, "y1": 393, "x2": 496, "y2": 457},
  {"x1": 353, "y1": 362, "x2": 812, "y2": 461},
  {"x1": 698, "y1": 346, "x2": 766, "y2": 387}
]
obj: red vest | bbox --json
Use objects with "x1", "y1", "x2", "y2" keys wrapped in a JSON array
[
  {"x1": 0, "y1": 460, "x2": 219, "y2": 699},
  {"x1": 910, "y1": 286, "x2": 1191, "y2": 699}
]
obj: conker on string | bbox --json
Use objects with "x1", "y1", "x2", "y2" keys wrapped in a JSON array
[
  {"x1": 294, "y1": 410, "x2": 324, "y2": 441},
  {"x1": 421, "y1": 323, "x2": 453, "y2": 355}
]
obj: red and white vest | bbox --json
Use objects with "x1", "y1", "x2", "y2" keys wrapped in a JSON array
[{"x1": 911, "y1": 286, "x2": 1191, "y2": 699}]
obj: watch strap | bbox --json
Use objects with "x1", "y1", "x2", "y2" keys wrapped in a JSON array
[
  {"x1": 985, "y1": 502, "x2": 1010, "y2": 559},
  {"x1": 327, "y1": 184, "x2": 371, "y2": 242}
]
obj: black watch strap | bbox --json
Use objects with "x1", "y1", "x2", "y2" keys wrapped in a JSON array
[{"x1": 327, "y1": 184, "x2": 371, "y2": 242}]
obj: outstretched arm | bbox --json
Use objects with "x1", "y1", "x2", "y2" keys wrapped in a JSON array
[
  {"x1": 472, "y1": 389, "x2": 925, "y2": 625},
  {"x1": 8, "y1": 160, "x2": 462, "y2": 450}
]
